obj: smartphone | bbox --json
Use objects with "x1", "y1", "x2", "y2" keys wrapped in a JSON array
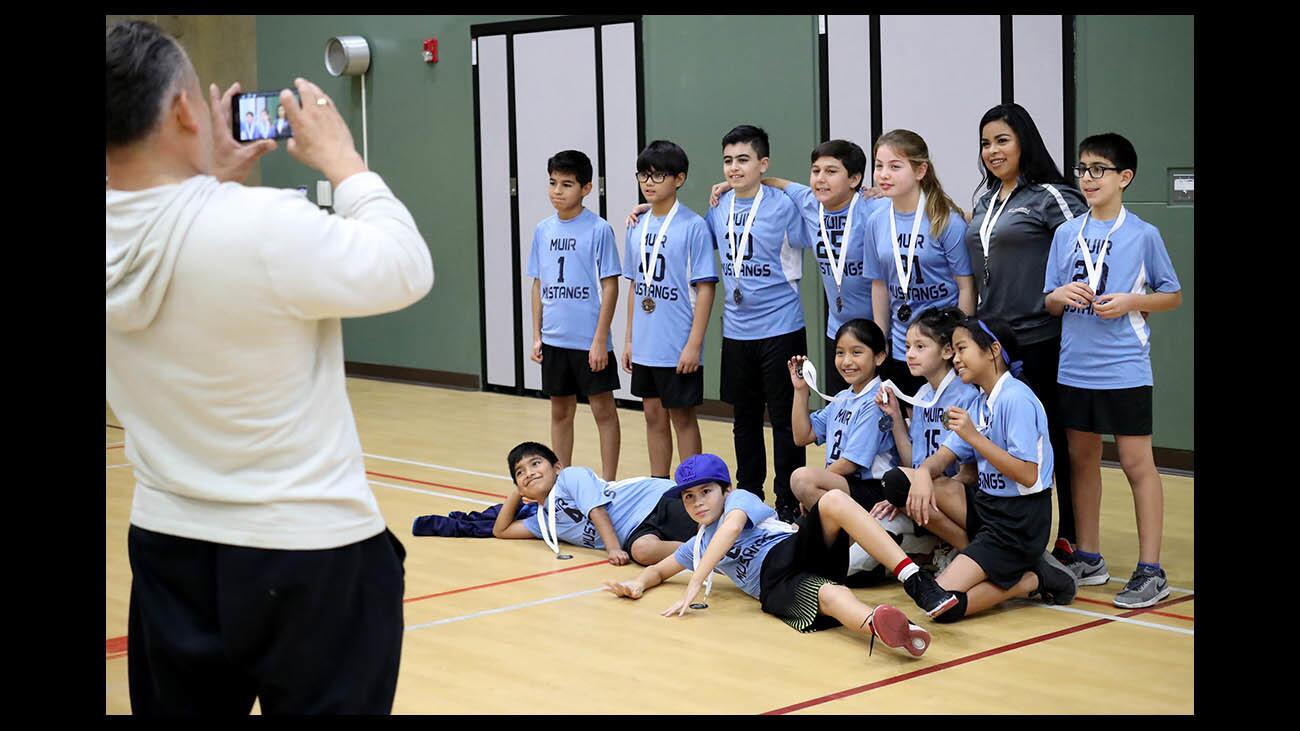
[{"x1": 232, "y1": 89, "x2": 299, "y2": 143}]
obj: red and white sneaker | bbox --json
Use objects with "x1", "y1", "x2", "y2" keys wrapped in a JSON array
[{"x1": 865, "y1": 604, "x2": 931, "y2": 658}]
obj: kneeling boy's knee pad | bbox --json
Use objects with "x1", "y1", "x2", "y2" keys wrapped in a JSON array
[
  {"x1": 882, "y1": 467, "x2": 911, "y2": 508},
  {"x1": 932, "y1": 590, "x2": 968, "y2": 624}
]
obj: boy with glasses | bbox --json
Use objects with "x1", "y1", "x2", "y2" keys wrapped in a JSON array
[
  {"x1": 621, "y1": 140, "x2": 718, "y2": 478},
  {"x1": 1044, "y1": 133, "x2": 1183, "y2": 608}
]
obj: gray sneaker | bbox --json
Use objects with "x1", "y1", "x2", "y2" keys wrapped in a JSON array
[
  {"x1": 1067, "y1": 555, "x2": 1110, "y2": 586},
  {"x1": 1113, "y1": 567, "x2": 1171, "y2": 609}
]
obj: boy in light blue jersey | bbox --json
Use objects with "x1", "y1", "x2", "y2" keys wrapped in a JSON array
[
  {"x1": 706, "y1": 125, "x2": 812, "y2": 523},
  {"x1": 604, "y1": 454, "x2": 959, "y2": 657},
  {"x1": 1044, "y1": 133, "x2": 1183, "y2": 608},
  {"x1": 884, "y1": 318, "x2": 1077, "y2": 623},
  {"x1": 493, "y1": 442, "x2": 696, "y2": 566},
  {"x1": 867, "y1": 130, "x2": 976, "y2": 396},
  {"x1": 526, "y1": 150, "x2": 622, "y2": 480},
  {"x1": 621, "y1": 141, "x2": 718, "y2": 480},
  {"x1": 709, "y1": 139, "x2": 890, "y2": 396}
]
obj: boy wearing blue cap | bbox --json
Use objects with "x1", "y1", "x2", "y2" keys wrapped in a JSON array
[{"x1": 604, "y1": 453, "x2": 957, "y2": 657}]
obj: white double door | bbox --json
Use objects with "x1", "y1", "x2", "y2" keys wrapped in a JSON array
[{"x1": 477, "y1": 20, "x2": 642, "y2": 400}]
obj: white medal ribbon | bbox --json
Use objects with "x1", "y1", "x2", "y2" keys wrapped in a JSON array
[
  {"x1": 974, "y1": 372, "x2": 1012, "y2": 432},
  {"x1": 800, "y1": 358, "x2": 838, "y2": 402},
  {"x1": 1075, "y1": 206, "x2": 1127, "y2": 292},
  {"x1": 978, "y1": 185, "x2": 1017, "y2": 260},
  {"x1": 803, "y1": 358, "x2": 957, "y2": 413},
  {"x1": 691, "y1": 513, "x2": 798, "y2": 600},
  {"x1": 726, "y1": 186, "x2": 765, "y2": 300},
  {"x1": 537, "y1": 487, "x2": 563, "y2": 556},
  {"x1": 888, "y1": 190, "x2": 928, "y2": 304},
  {"x1": 638, "y1": 200, "x2": 680, "y2": 288},
  {"x1": 817, "y1": 192, "x2": 860, "y2": 298},
  {"x1": 691, "y1": 522, "x2": 713, "y2": 599},
  {"x1": 880, "y1": 368, "x2": 957, "y2": 408}
]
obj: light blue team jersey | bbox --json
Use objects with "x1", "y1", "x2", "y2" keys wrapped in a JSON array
[
  {"x1": 1043, "y1": 209, "x2": 1181, "y2": 390},
  {"x1": 672, "y1": 489, "x2": 793, "y2": 600},
  {"x1": 523, "y1": 467, "x2": 676, "y2": 549},
  {"x1": 526, "y1": 209, "x2": 623, "y2": 351},
  {"x1": 866, "y1": 208, "x2": 973, "y2": 361},
  {"x1": 622, "y1": 205, "x2": 719, "y2": 367},
  {"x1": 705, "y1": 185, "x2": 810, "y2": 340},
  {"x1": 808, "y1": 378, "x2": 898, "y2": 480},
  {"x1": 783, "y1": 183, "x2": 890, "y2": 338},
  {"x1": 942, "y1": 374, "x2": 1054, "y2": 498},
  {"x1": 907, "y1": 376, "x2": 981, "y2": 473}
]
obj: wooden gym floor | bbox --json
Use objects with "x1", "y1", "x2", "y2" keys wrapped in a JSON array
[{"x1": 106, "y1": 377, "x2": 1194, "y2": 714}]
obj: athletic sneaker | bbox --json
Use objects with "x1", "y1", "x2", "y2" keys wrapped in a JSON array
[
  {"x1": 1051, "y1": 537, "x2": 1077, "y2": 566},
  {"x1": 864, "y1": 604, "x2": 930, "y2": 657},
  {"x1": 1030, "y1": 552, "x2": 1077, "y2": 605},
  {"x1": 1113, "y1": 566, "x2": 1171, "y2": 609},
  {"x1": 775, "y1": 500, "x2": 801, "y2": 525},
  {"x1": 1067, "y1": 555, "x2": 1111, "y2": 586},
  {"x1": 903, "y1": 570, "x2": 958, "y2": 618}
]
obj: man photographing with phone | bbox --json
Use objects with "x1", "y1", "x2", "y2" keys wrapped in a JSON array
[{"x1": 106, "y1": 20, "x2": 433, "y2": 715}]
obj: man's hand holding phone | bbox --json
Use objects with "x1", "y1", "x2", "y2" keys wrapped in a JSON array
[{"x1": 279, "y1": 78, "x2": 367, "y2": 188}]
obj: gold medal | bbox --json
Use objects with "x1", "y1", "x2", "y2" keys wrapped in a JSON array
[{"x1": 642, "y1": 297, "x2": 656, "y2": 313}]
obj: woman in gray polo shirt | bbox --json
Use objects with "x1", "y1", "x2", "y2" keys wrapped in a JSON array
[{"x1": 963, "y1": 102, "x2": 1088, "y2": 565}]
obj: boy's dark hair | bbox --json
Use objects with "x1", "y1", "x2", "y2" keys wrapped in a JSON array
[
  {"x1": 722, "y1": 124, "x2": 770, "y2": 159},
  {"x1": 976, "y1": 103, "x2": 1067, "y2": 193},
  {"x1": 810, "y1": 139, "x2": 867, "y2": 188},
  {"x1": 506, "y1": 441, "x2": 560, "y2": 478},
  {"x1": 834, "y1": 318, "x2": 889, "y2": 358},
  {"x1": 955, "y1": 317, "x2": 1023, "y2": 378},
  {"x1": 1078, "y1": 132, "x2": 1138, "y2": 183},
  {"x1": 106, "y1": 20, "x2": 191, "y2": 149},
  {"x1": 636, "y1": 140, "x2": 689, "y2": 177},
  {"x1": 547, "y1": 150, "x2": 593, "y2": 187},
  {"x1": 909, "y1": 306, "x2": 965, "y2": 350}
]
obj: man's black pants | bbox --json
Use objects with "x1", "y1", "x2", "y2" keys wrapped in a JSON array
[{"x1": 127, "y1": 525, "x2": 406, "y2": 715}]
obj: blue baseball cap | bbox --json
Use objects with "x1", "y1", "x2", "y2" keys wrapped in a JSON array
[{"x1": 665, "y1": 454, "x2": 732, "y2": 498}]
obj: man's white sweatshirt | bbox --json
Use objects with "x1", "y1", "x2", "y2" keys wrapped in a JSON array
[{"x1": 106, "y1": 172, "x2": 433, "y2": 549}]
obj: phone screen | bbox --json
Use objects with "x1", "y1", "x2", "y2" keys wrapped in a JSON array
[{"x1": 232, "y1": 90, "x2": 299, "y2": 142}]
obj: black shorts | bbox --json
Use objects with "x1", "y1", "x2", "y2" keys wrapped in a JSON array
[
  {"x1": 758, "y1": 503, "x2": 851, "y2": 633},
  {"x1": 960, "y1": 486, "x2": 1053, "y2": 590},
  {"x1": 541, "y1": 343, "x2": 621, "y2": 397},
  {"x1": 621, "y1": 494, "x2": 698, "y2": 555},
  {"x1": 880, "y1": 358, "x2": 927, "y2": 397},
  {"x1": 1057, "y1": 384, "x2": 1153, "y2": 436},
  {"x1": 845, "y1": 475, "x2": 885, "y2": 510},
  {"x1": 630, "y1": 363, "x2": 704, "y2": 409}
]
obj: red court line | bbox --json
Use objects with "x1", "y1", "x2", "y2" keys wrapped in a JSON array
[
  {"x1": 762, "y1": 594, "x2": 1195, "y2": 715},
  {"x1": 106, "y1": 561, "x2": 610, "y2": 660},
  {"x1": 106, "y1": 445, "x2": 124, "y2": 451},
  {"x1": 366, "y1": 470, "x2": 507, "y2": 499},
  {"x1": 1075, "y1": 595, "x2": 1194, "y2": 621},
  {"x1": 106, "y1": 635, "x2": 128, "y2": 660},
  {"x1": 404, "y1": 559, "x2": 607, "y2": 604}
]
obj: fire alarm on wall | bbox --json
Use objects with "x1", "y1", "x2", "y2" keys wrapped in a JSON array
[{"x1": 423, "y1": 38, "x2": 438, "y2": 63}]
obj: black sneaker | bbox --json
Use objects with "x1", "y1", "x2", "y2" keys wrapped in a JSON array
[
  {"x1": 775, "y1": 500, "x2": 801, "y2": 525},
  {"x1": 903, "y1": 570, "x2": 958, "y2": 618},
  {"x1": 1051, "y1": 537, "x2": 1078, "y2": 567},
  {"x1": 1031, "y1": 551, "x2": 1078, "y2": 605}
]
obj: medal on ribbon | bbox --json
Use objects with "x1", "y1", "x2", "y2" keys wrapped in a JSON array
[{"x1": 726, "y1": 187, "x2": 764, "y2": 309}]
